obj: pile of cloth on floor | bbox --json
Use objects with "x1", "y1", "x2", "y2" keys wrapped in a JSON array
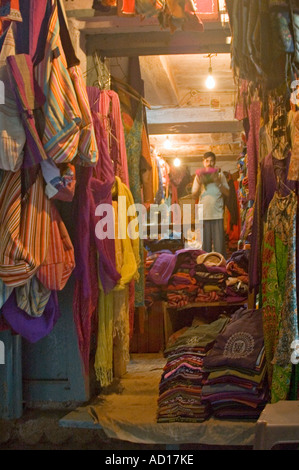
[
  {"x1": 201, "y1": 307, "x2": 269, "y2": 420},
  {"x1": 157, "y1": 314, "x2": 231, "y2": 423}
]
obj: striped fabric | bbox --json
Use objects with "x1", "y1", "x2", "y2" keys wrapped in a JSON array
[
  {"x1": 0, "y1": 169, "x2": 50, "y2": 287},
  {"x1": 0, "y1": 276, "x2": 51, "y2": 318},
  {"x1": 0, "y1": 280, "x2": 13, "y2": 310},
  {"x1": 34, "y1": 0, "x2": 82, "y2": 165},
  {"x1": 15, "y1": 276, "x2": 51, "y2": 317},
  {"x1": 37, "y1": 201, "x2": 75, "y2": 290},
  {"x1": 6, "y1": 53, "x2": 48, "y2": 168},
  {"x1": 68, "y1": 65, "x2": 98, "y2": 166},
  {"x1": 0, "y1": 22, "x2": 26, "y2": 171},
  {"x1": 0, "y1": 0, "x2": 23, "y2": 22}
]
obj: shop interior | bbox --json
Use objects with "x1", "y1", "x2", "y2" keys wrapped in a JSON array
[{"x1": 1, "y1": 0, "x2": 298, "y2": 450}]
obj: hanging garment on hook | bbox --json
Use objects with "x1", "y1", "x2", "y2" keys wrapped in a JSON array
[
  {"x1": 0, "y1": 22, "x2": 26, "y2": 171},
  {"x1": 6, "y1": 53, "x2": 48, "y2": 168},
  {"x1": 0, "y1": 169, "x2": 51, "y2": 287},
  {"x1": 37, "y1": 201, "x2": 75, "y2": 291},
  {"x1": 57, "y1": 0, "x2": 98, "y2": 166},
  {"x1": 34, "y1": 0, "x2": 82, "y2": 165}
]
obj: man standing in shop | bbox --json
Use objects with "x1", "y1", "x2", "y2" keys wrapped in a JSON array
[{"x1": 191, "y1": 151, "x2": 229, "y2": 257}]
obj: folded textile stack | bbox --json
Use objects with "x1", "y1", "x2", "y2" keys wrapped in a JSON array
[
  {"x1": 166, "y1": 272, "x2": 198, "y2": 307},
  {"x1": 157, "y1": 315, "x2": 230, "y2": 423},
  {"x1": 144, "y1": 251, "x2": 168, "y2": 307},
  {"x1": 145, "y1": 248, "x2": 249, "y2": 309},
  {"x1": 225, "y1": 250, "x2": 249, "y2": 302},
  {"x1": 201, "y1": 308, "x2": 269, "y2": 420},
  {"x1": 193, "y1": 252, "x2": 227, "y2": 303},
  {"x1": 146, "y1": 248, "x2": 205, "y2": 308}
]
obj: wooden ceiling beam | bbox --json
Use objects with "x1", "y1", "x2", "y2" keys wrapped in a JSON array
[
  {"x1": 139, "y1": 56, "x2": 180, "y2": 107},
  {"x1": 86, "y1": 29, "x2": 231, "y2": 57},
  {"x1": 163, "y1": 154, "x2": 240, "y2": 163},
  {"x1": 148, "y1": 121, "x2": 243, "y2": 134}
]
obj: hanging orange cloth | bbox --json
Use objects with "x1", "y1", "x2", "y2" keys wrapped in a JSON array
[
  {"x1": 122, "y1": 0, "x2": 135, "y2": 14},
  {"x1": 37, "y1": 202, "x2": 75, "y2": 291},
  {"x1": 0, "y1": 170, "x2": 51, "y2": 287}
]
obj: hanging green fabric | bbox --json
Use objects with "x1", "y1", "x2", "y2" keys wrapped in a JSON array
[
  {"x1": 261, "y1": 190, "x2": 298, "y2": 403},
  {"x1": 123, "y1": 101, "x2": 145, "y2": 308}
]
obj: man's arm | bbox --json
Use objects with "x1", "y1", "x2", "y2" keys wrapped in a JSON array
[{"x1": 191, "y1": 174, "x2": 201, "y2": 197}]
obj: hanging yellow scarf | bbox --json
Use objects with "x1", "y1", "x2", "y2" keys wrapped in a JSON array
[
  {"x1": 94, "y1": 178, "x2": 141, "y2": 386},
  {"x1": 113, "y1": 176, "x2": 140, "y2": 287}
]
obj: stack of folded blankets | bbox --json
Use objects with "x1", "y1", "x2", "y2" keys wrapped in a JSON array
[
  {"x1": 225, "y1": 250, "x2": 249, "y2": 302},
  {"x1": 193, "y1": 252, "x2": 227, "y2": 303},
  {"x1": 146, "y1": 249, "x2": 205, "y2": 309},
  {"x1": 157, "y1": 314, "x2": 231, "y2": 423},
  {"x1": 201, "y1": 308, "x2": 269, "y2": 420},
  {"x1": 166, "y1": 250, "x2": 226, "y2": 307},
  {"x1": 166, "y1": 272, "x2": 198, "y2": 308},
  {"x1": 145, "y1": 248, "x2": 250, "y2": 309}
]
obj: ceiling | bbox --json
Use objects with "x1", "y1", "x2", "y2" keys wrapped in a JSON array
[
  {"x1": 138, "y1": 53, "x2": 242, "y2": 172},
  {"x1": 64, "y1": 2, "x2": 243, "y2": 173}
]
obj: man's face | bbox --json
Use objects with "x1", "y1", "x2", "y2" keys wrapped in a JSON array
[{"x1": 203, "y1": 156, "x2": 215, "y2": 168}]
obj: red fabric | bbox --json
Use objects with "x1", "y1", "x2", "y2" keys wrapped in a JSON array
[
  {"x1": 193, "y1": 0, "x2": 218, "y2": 19},
  {"x1": 226, "y1": 180, "x2": 241, "y2": 242},
  {"x1": 0, "y1": 0, "x2": 22, "y2": 21},
  {"x1": 171, "y1": 183, "x2": 178, "y2": 204},
  {"x1": 247, "y1": 101, "x2": 261, "y2": 201},
  {"x1": 122, "y1": 0, "x2": 135, "y2": 14}
]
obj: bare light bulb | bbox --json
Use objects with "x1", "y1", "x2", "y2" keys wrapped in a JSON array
[
  {"x1": 205, "y1": 67, "x2": 215, "y2": 89},
  {"x1": 164, "y1": 136, "x2": 172, "y2": 150},
  {"x1": 173, "y1": 158, "x2": 181, "y2": 167}
]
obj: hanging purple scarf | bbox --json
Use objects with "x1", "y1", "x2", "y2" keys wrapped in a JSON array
[
  {"x1": 1, "y1": 290, "x2": 60, "y2": 343},
  {"x1": 87, "y1": 86, "x2": 120, "y2": 292},
  {"x1": 72, "y1": 87, "x2": 121, "y2": 374}
]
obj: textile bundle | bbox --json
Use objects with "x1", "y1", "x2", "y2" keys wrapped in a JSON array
[
  {"x1": 145, "y1": 248, "x2": 249, "y2": 309},
  {"x1": 201, "y1": 308, "x2": 269, "y2": 420},
  {"x1": 157, "y1": 315, "x2": 230, "y2": 423},
  {"x1": 0, "y1": 0, "x2": 98, "y2": 345}
]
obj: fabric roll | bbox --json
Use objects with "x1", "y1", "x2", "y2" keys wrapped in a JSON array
[
  {"x1": 0, "y1": 22, "x2": 26, "y2": 171},
  {"x1": 34, "y1": 0, "x2": 82, "y2": 165},
  {"x1": 6, "y1": 53, "x2": 48, "y2": 168},
  {"x1": 0, "y1": 169, "x2": 50, "y2": 287},
  {"x1": 37, "y1": 201, "x2": 75, "y2": 291}
]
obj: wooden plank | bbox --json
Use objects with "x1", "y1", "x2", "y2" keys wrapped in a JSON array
[
  {"x1": 86, "y1": 29, "x2": 231, "y2": 57},
  {"x1": 148, "y1": 302, "x2": 165, "y2": 353},
  {"x1": 148, "y1": 120, "x2": 243, "y2": 135},
  {"x1": 167, "y1": 300, "x2": 247, "y2": 312},
  {"x1": 163, "y1": 303, "x2": 175, "y2": 347},
  {"x1": 0, "y1": 331, "x2": 22, "y2": 419},
  {"x1": 136, "y1": 306, "x2": 149, "y2": 353},
  {"x1": 129, "y1": 310, "x2": 139, "y2": 353}
]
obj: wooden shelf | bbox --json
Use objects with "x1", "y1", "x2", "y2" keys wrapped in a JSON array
[{"x1": 167, "y1": 300, "x2": 247, "y2": 312}]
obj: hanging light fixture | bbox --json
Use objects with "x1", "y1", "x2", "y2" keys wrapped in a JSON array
[
  {"x1": 163, "y1": 136, "x2": 172, "y2": 150},
  {"x1": 173, "y1": 158, "x2": 181, "y2": 167},
  {"x1": 205, "y1": 54, "x2": 216, "y2": 90}
]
